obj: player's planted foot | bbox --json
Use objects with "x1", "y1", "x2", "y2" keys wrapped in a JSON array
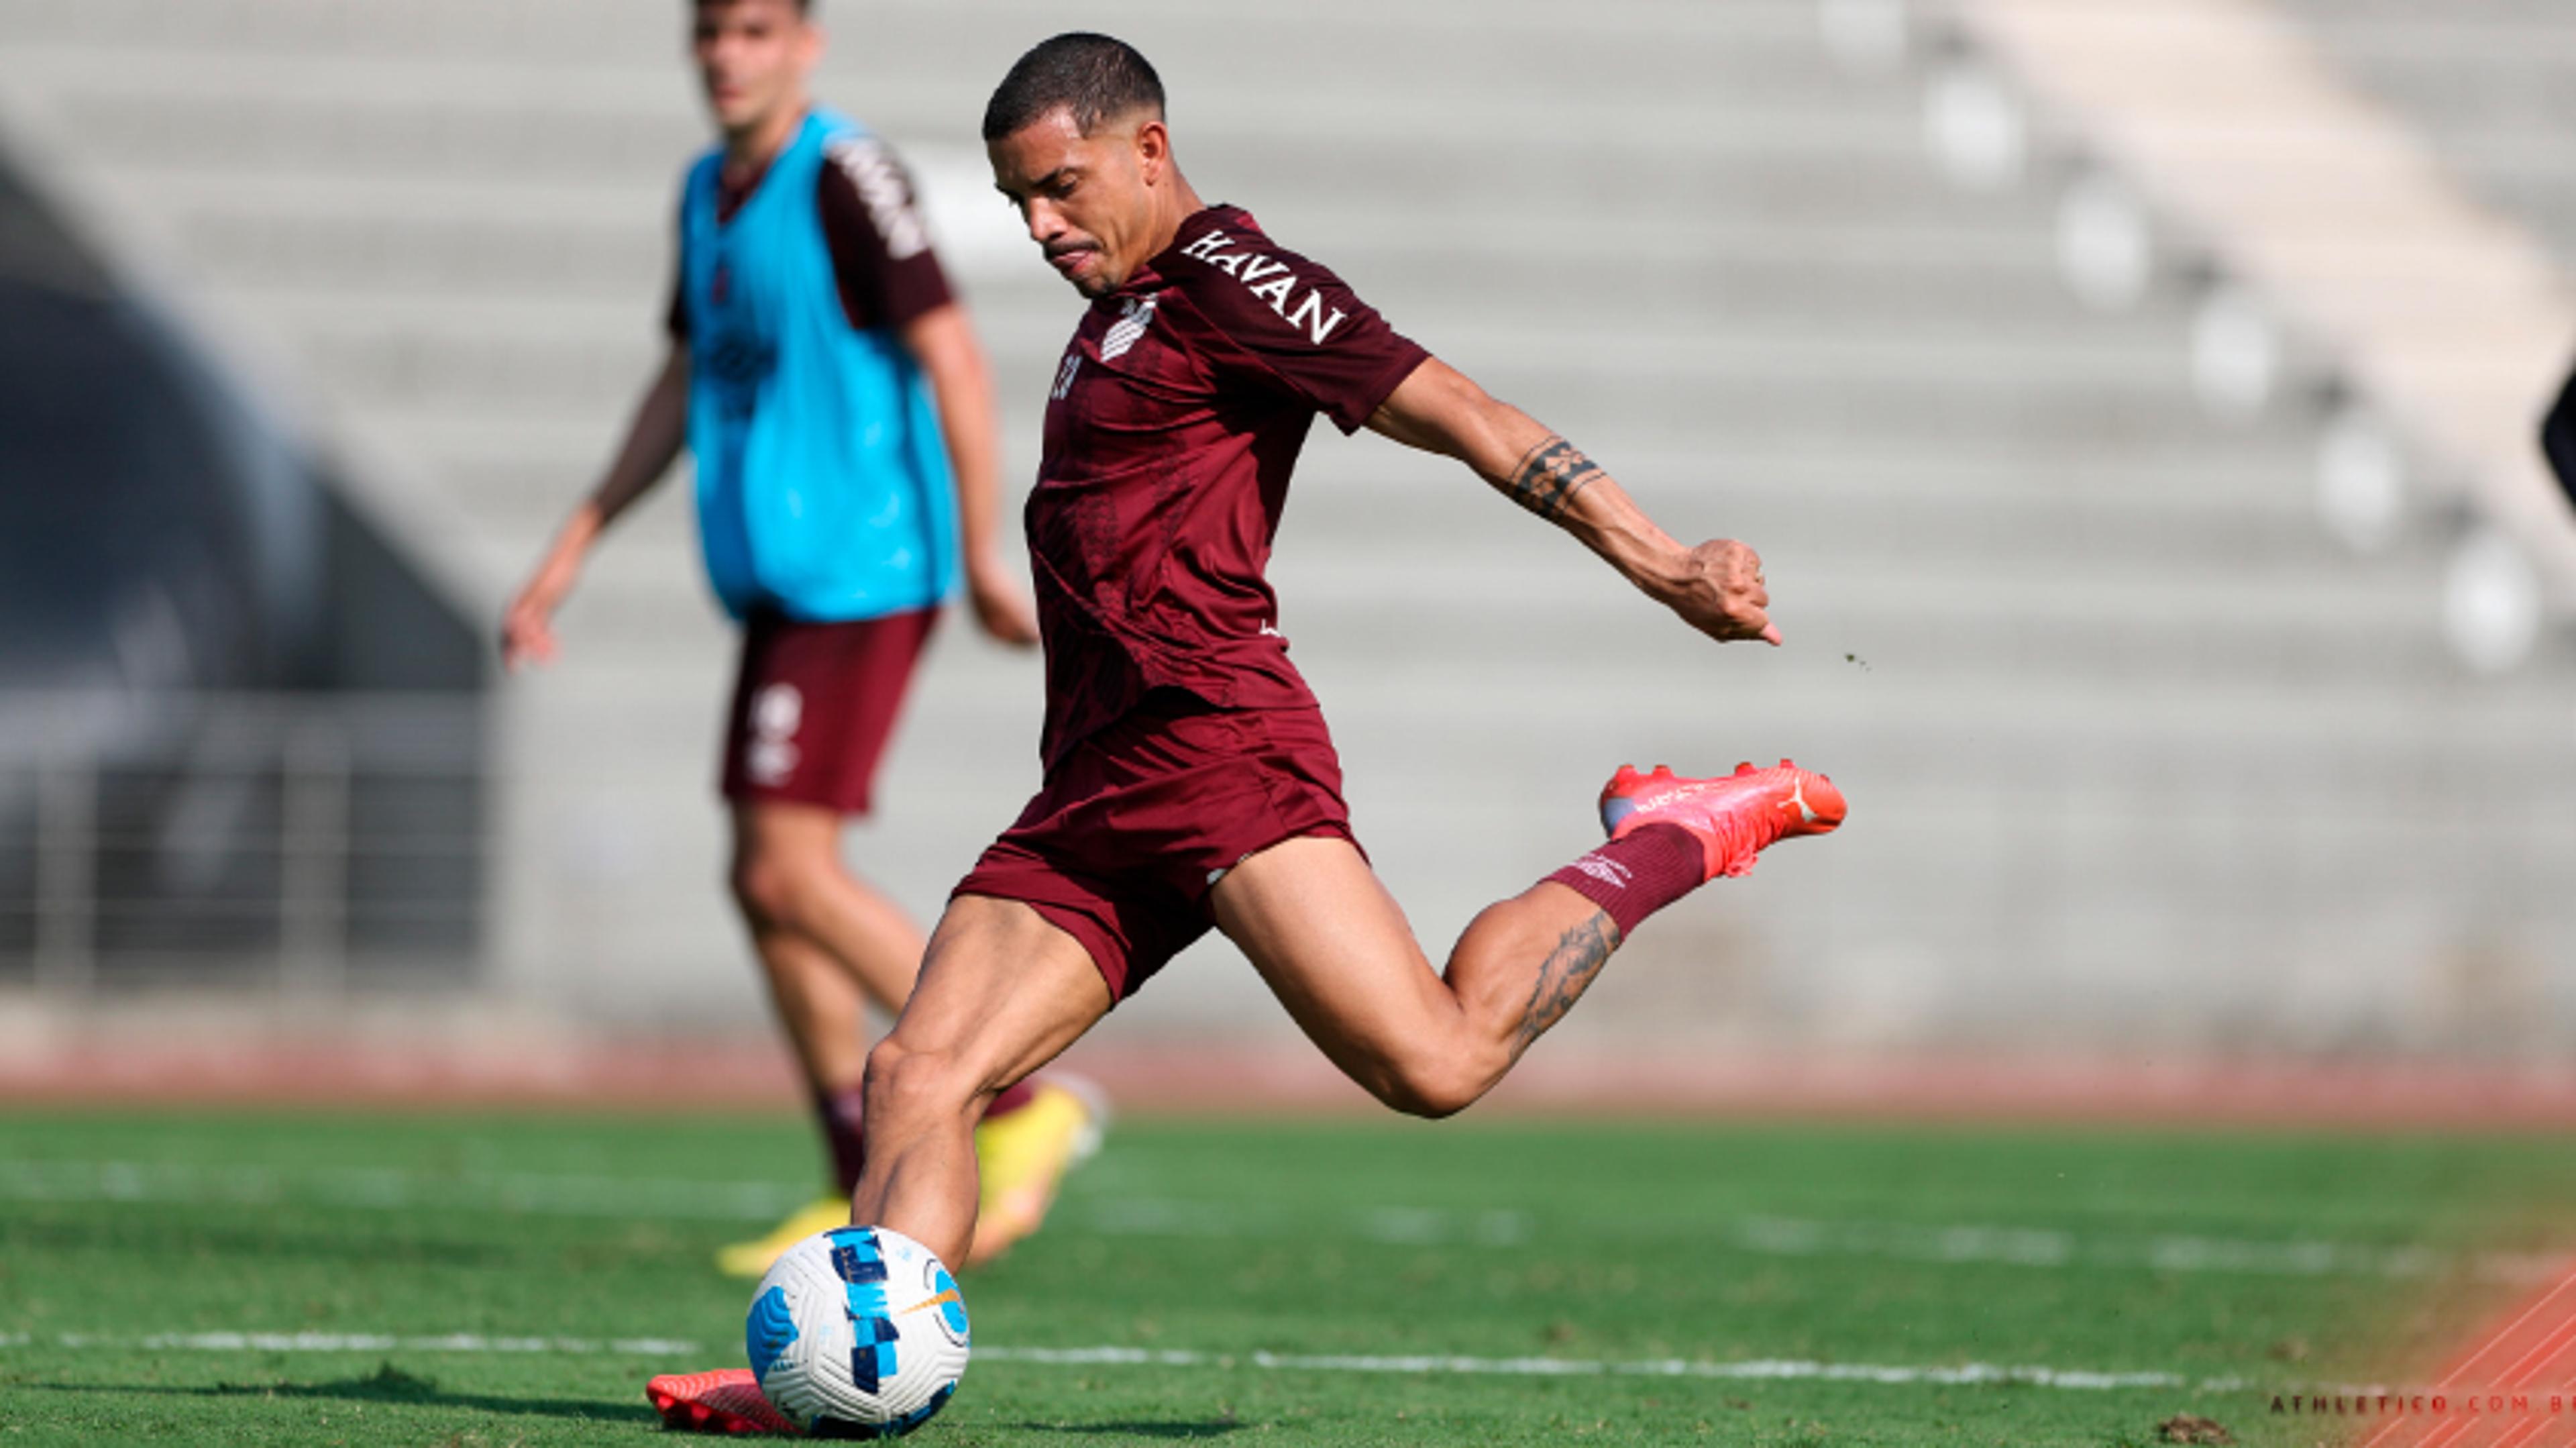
[
  {"x1": 965, "y1": 1078, "x2": 1106, "y2": 1267},
  {"x1": 716, "y1": 1196, "x2": 849, "y2": 1280},
  {"x1": 1599, "y1": 760, "x2": 1845, "y2": 880},
  {"x1": 647, "y1": 1368, "x2": 794, "y2": 1435}
]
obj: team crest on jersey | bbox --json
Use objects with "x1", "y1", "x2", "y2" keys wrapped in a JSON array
[{"x1": 1100, "y1": 295, "x2": 1159, "y2": 362}]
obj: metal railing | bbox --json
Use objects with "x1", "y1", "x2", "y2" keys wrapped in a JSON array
[{"x1": 0, "y1": 690, "x2": 488, "y2": 995}]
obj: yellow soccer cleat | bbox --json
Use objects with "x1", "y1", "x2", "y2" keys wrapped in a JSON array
[
  {"x1": 715, "y1": 1196, "x2": 848, "y2": 1280},
  {"x1": 965, "y1": 1078, "x2": 1106, "y2": 1268}
]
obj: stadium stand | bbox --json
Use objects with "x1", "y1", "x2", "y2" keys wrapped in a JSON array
[
  {"x1": 2277, "y1": 0, "x2": 2576, "y2": 274},
  {"x1": 0, "y1": 138, "x2": 485, "y2": 993},
  {"x1": 2275, "y1": 0, "x2": 2576, "y2": 530},
  {"x1": 0, "y1": 0, "x2": 2568, "y2": 1058},
  {"x1": 1951, "y1": 0, "x2": 2576, "y2": 657}
]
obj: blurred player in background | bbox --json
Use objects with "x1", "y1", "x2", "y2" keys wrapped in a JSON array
[{"x1": 500, "y1": 0, "x2": 1097, "y2": 1280}]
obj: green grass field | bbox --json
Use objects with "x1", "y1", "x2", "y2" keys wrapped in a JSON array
[{"x1": 4, "y1": 1110, "x2": 2573, "y2": 1447}]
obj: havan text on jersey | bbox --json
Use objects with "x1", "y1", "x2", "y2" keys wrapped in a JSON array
[{"x1": 1176, "y1": 229, "x2": 1350, "y2": 346}]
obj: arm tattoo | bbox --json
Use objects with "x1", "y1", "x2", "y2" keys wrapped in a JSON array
[
  {"x1": 1511, "y1": 911, "x2": 1620, "y2": 1057},
  {"x1": 1499, "y1": 436, "x2": 1607, "y2": 522}
]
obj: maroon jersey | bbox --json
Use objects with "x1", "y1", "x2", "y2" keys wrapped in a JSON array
[{"x1": 1030, "y1": 205, "x2": 1429, "y2": 766}]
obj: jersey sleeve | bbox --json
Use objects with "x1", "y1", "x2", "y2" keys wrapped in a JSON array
[
  {"x1": 1167, "y1": 229, "x2": 1429, "y2": 435},
  {"x1": 818, "y1": 136, "x2": 954, "y2": 333}
]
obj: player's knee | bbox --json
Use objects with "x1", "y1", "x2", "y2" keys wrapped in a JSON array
[
  {"x1": 861, "y1": 1037, "x2": 979, "y2": 1129},
  {"x1": 1371, "y1": 1051, "x2": 1499, "y2": 1121},
  {"x1": 729, "y1": 848, "x2": 819, "y2": 933}
]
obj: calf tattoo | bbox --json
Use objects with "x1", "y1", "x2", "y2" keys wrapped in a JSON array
[
  {"x1": 1511, "y1": 912, "x2": 1620, "y2": 1056},
  {"x1": 1501, "y1": 437, "x2": 1607, "y2": 521}
]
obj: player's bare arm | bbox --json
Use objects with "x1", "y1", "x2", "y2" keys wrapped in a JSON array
[
  {"x1": 1367, "y1": 358, "x2": 1782, "y2": 646},
  {"x1": 901, "y1": 303, "x2": 1038, "y2": 646},
  {"x1": 500, "y1": 344, "x2": 690, "y2": 670}
]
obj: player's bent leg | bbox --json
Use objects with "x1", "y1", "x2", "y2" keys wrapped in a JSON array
[
  {"x1": 1209, "y1": 835, "x2": 1545, "y2": 1119},
  {"x1": 851, "y1": 894, "x2": 1114, "y2": 1270},
  {"x1": 1215, "y1": 760, "x2": 1847, "y2": 1119}
]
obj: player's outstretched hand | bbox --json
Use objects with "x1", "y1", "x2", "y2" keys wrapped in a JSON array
[
  {"x1": 500, "y1": 558, "x2": 578, "y2": 672},
  {"x1": 967, "y1": 553, "x2": 1041, "y2": 648},
  {"x1": 1662, "y1": 538, "x2": 1781, "y2": 646}
]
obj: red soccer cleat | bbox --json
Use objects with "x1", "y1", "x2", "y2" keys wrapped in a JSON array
[
  {"x1": 1598, "y1": 760, "x2": 1846, "y2": 880},
  {"x1": 646, "y1": 1368, "x2": 795, "y2": 1435}
]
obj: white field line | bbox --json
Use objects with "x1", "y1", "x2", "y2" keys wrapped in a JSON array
[
  {"x1": 1719, "y1": 1214, "x2": 2568, "y2": 1286},
  {"x1": 1081, "y1": 1196, "x2": 2571, "y2": 1287},
  {"x1": 6, "y1": 1158, "x2": 2563, "y2": 1286},
  {"x1": 977, "y1": 1345, "x2": 2253, "y2": 1392},
  {"x1": 0, "y1": 1331, "x2": 2273, "y2": 1394}
]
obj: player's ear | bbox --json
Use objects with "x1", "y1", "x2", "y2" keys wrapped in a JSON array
[{"x1": 1134, "y1": 117, "x2": 1171, "y2": 185}]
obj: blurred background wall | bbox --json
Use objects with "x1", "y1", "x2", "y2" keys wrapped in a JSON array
[{"x1": 2, "y1": 0, "x2": 2573, "y2": 1074}]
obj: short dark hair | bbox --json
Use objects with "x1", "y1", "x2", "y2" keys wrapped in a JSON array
[
  {"x1": 982, "y1": 33, "x2": 1164, "y2": 142},
  {"x1": 692, "y1": 0, "x2": 813, "y2": 15}
]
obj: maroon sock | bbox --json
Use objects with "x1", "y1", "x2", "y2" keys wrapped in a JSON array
[
  {"x1": 818, "y1": 1080, "x2": 1041, "y2": 1196},
  {"x1": 818, "y1": 1086, "x2": 868, "y2": 1198},
  {"x1": 984, "y1": 1080, "x2": 1038, "y2": 1120},
  {"x1": 1542, "y1": 823, "x2": 1706, "y2": 939}
]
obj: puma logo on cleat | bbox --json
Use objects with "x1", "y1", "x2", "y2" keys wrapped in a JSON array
[{"x1": 1785, "y1": 778, "x2": 1817, "y2": 825}]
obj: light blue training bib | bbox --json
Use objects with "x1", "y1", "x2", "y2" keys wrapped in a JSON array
[{"x1": 678, "y1": 109, "x2": 959, "y2": 622}]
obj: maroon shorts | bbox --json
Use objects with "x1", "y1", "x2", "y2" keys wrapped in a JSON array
[
  {"x1": 718, "y1": 606, "x2": 938, "y2": 815},
  {"x1": 953, "y1": 690, "x2": 1360, "y2": 1001}
]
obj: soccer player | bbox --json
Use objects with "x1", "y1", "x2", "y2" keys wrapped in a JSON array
[
  {"x1": 837, "y1": 32, "x2": 1847, "y2": 1274},
  {"x1": 500, "y1": 0, "x2": 1097, "y2": 1281},
  {"x1": 647, "y1": 30, "x2": 1849, "y2": 1436}
]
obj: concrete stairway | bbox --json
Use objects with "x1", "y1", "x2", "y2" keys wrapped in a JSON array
[
  {"x1": 1, "y1": 0, "x2": 2567, "y2": 1057},
  {"x1": 2277, "y1": 0, "x2": 2576, "y2": 274}
]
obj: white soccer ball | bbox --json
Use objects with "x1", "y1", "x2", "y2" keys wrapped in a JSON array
[{"x1": 746, "y1": 1225, "x2": 970, "y2": 1438}]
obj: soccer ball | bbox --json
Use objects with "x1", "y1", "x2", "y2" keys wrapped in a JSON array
[{"x1": 745, "y1": 1225, "x2": 969, "y2": 1438}]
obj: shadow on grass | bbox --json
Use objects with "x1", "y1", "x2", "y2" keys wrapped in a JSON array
[
  {"x1": 31, "y1": 1369, "x2": 1250, "y2": 1438},
  {"x1": 21, "y1": 1362, "x2": 657, "y2": 1427}
]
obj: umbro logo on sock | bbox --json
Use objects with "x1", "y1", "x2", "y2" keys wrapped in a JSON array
[{"x1": 1566, "y1": 854, "x2": 1634, "y2": 890}]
